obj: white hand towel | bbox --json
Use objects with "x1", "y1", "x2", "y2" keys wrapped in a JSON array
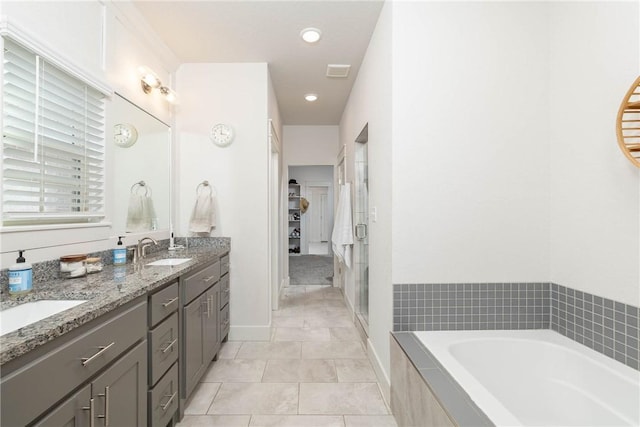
[
  {"x1": 331, "y1": 183, "x2": 354, "y2": 268},
  {"x1": 126, "y1": 193, "x2": 147, "y2": 232},
  {"x1": 189, "y1": 190, "x2": 216, "y2": 233}
]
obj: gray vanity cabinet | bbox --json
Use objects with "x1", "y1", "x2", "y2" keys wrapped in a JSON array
[
  {"x1": 181, "y1": 260, "x2": 221, "y2": 400},
  {"x1": 1, "y1": 299, "x2": 147, "y2": 427},
  {"x1": 33, "y1": 384, "x2": 92, "y2": 427},
  {"x1": 147, "y1": 281, "x2": 180, "y2": 426}
]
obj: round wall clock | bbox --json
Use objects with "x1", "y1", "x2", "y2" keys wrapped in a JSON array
[
  {"x1": 113, "y1": 123, "x2": 138, "y2": 148},
  {"x1": 210, "y1": 123, "x2": 234, "y2": 147}
]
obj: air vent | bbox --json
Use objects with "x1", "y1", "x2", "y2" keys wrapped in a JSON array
[{"x1": 326, "y1": 64, "x2": 351, "y2": 78}]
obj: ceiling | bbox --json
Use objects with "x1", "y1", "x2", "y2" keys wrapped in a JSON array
[{"x1": 132, "y1": 1, "x2": 384, "y2": 125}]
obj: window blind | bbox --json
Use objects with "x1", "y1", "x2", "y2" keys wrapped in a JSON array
[{"x1": 2, "y1": 38, "x2": 105, "y2": 225}]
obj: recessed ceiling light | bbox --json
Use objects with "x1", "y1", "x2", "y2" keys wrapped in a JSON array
[
  {"x1": 300, "y1": 28, "x2": 322, "y2": 43},
  {"x1": 304, "y1": 93, "x2": 318, "y2": 102}
]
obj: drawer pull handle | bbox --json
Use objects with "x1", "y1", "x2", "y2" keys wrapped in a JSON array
[
  {"x1": 162, "y1": 297, "x2": 178, "y2": 308},
  {"x1": 224, "y1": 288, "x2": 230, "y2": 294},
  {"x1": 203, "y1": 275, "x2": 217, "y2": 283},
  {"x1": 82, "y1": 398, "x2": 95, "y2": 427},
  {"x1": 82, "y1": 342, "x2": 115, "y2": 366},
  {"x1": 161, "y1": 391, "x2": 177, "y2": 411},
  {"x1": 97, "y1": 386, "x2": 110, "y2": 426},
  {"x1": 160, "y1": 338, "x2": 178, "y2": 354}
]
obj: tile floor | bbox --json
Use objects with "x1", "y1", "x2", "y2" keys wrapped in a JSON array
[{"x1": 177, "y1": 285, "x2": 397, "y2": 427}]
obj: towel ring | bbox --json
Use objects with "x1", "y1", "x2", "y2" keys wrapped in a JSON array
[
  {"x1": 196, "y1": 180, "x2": 213, "y2": 196},
  {"x1": 131, "y1": 181, "x2": 151, "y2": 197}
]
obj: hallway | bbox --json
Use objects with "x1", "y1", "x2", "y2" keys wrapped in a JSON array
[{"x1": 177, "y1": 285, "x2": 397, "y2": 426}]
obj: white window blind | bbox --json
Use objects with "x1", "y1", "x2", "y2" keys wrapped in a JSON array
[{"x1": 2, "y1": 38, "x2": 105, "y2": 225}]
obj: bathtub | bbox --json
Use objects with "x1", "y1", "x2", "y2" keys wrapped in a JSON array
[{"x1": 413, "y1": 330, "x2": 640, "y2": 427}]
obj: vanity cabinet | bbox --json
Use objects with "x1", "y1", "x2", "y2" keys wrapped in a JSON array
[
  {"x1": 181, "y1": 260, "x2": 221, "y2": 400},
  {"x1": 147, "y1": 280, "x2": 180, "y2": 426},
  {"x1": 0, "y1": 299, "x2": 147, "y2": 426},
  {"x1": 219, "y1": 254, "x2": 230, "y2": 341}
]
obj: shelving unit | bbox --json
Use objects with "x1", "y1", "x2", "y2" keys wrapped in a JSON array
[{"x1": 288, "y1": 182, "x2": 301, "y2": 255}]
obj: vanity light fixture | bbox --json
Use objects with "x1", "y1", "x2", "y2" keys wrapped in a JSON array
[
  {"x1": 300, "y1": 27, "x2": 322, "y2": 43},
  {"x1": 304, "y1": 93, "x2": 318, "y2": 102},
  {"x1": 138, "y1": 65, "x2": 178, "y2": 104}
]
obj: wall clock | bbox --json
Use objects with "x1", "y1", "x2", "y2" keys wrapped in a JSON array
[
  {"x1": 113, "y1": 123, "x2": 138, "y2": 148},
  {"x1": 210, "y1": 123, "x2": 234, "y2": 147}
]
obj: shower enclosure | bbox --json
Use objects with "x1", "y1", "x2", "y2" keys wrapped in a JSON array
[{"x1": 354, "y1": 125, "x2": 369, "y2": 329}]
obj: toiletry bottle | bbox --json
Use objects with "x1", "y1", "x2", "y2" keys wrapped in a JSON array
[
  {"x1": 113, "y1": 236, "x2": 127, "y2": 265},
  {"x1": 8, "y1": 250, "x2": 33, "y2": 295}
]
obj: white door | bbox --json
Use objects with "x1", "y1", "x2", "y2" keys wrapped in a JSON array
[{"x1": 308, "y1": 186, "x2": 330, "y2": 254}]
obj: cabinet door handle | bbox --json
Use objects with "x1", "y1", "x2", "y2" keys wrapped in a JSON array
[
  {"x1": 161, "y1": 391, "x2": 177, "y2": 411},
  {"x1": 81, "y1": 342, "x2": 115, "y2": 366},
  {"x1": 82, "y1": 398, "x2": 95, "y2": 427},
  {"x1": 203, "y1": 275, "x2": 216, "y2": 283},
  {"x1": 162, "y1": 297, "x2": 178, "y2": 308},
  {"x1": 201, "y1": 299, "x2": 209, "y2": 317},
  {"x1": 97, "y1": 386, "x2": 110, "y2": 426},
  {"x1": 160, "y1": 338, "x2": 178, "y2": 354},
  {"x1": 209, "y1": 295, "x2": 214, "y2": 318}
]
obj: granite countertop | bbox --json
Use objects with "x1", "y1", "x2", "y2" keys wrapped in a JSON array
[{"x1": 0, "y1": 244, "x2": 229, "y2": 366}]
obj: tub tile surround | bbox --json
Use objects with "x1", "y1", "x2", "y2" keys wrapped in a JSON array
[{"x1": 394, "y1": 283, "x2": 640, "y2": 370}]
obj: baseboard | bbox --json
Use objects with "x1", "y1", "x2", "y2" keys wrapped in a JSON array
[
  {"x1": 229, "y1": 325, "x2": 272, "y2": 341},
  {"x1": 367, "y1": 338, "x2": 391, "y2": 407}
]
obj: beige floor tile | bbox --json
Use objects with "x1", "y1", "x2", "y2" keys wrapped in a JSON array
[
  {"x1": 202, "y1": 359, "x2": 267, "y2": 382},
  {"x1": 302, "y1": 341, "x2": 367, "y2": 359},
  {"x1": 177, "y1": 415, "x2": 251, "y2": 426},
  {"x1": 208, "y1": 383, "x2": 298, "y2": 415},
  {"x1": 236, "y1": 342, "x2": 301, "y2": 359},
  {"x1": 184, "y1": 382, "x2": 221, "y2": 415},
  {"x1": 218, "y1": 341, "x2": 243, "y2": 359},
  {"x1": 329, "y1": 327, "x2": 361, "y2": 341},
  {"x1": 275, "y1": 305, "x2": 306, "y2": 317},
  {"x1": 335, "y1": 359, "x2": 377, "y2": 382},
  {"x1": 305, "y1": 315, "x2": 354, "y2": 328},
  {"x1": 272, "y1": 316, "x2": 305, "y2": 327},
  {"x1": 249, "y1": 415, "x2": 345, "y2": 426},
  {"x1": 273, "y1": 327, "x2": 331, "y2": 342},
  {"x1": 262, "y1": 359, "x2": 337, "y2": 382},
  {"x1": 344, "y1": 415, "x2": 398, "y2": 427},
  {"x1": 299, "y1": 383, "x2": 388, "y2": 415}
]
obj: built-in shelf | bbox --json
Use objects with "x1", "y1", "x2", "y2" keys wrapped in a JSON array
[{"x1": 288, "y1": 181, "x2": 302, "y2": 254}]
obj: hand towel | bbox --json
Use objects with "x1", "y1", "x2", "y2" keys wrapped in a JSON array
[
  {"x1": 189, "y1": 188, "x2": 216, "y2": 233},
  {"x1": 126, "y1": 193, "x2": 147, "y2": 232},
  {"x1": 331, "y1": 183, "x2": 354, "y2": 268}
]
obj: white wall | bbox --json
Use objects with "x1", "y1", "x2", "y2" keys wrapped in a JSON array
[
  {"x1": 392, "y1": 1, "x2": 551, "y2": 284},
  {"x1": 283, "y1": 126, "x2": 339, "y2": 166},
  {"x1": 0, "y1": 1, "x2": 178, "y2": 268},
  {"x1": 175, "y1": 63, "x2": 272, "y2": 340},
  {"x1": 339, "y1": 0, "x2": 393, "y2": 399},
  {"x1": 548, "y1": 2, "x2": 640, "y2": 306}
]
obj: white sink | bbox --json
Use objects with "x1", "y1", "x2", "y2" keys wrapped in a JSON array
[
  {"x1": 146, "y1": 258, "x2": 192, "y2": 266},
  {"x1": 0, "y1": 300, "x2": 87, "y2": 336}
]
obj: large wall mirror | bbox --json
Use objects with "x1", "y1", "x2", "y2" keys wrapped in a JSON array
[{"x1": 107, "y1": 94, "x2": 170, "y2": 237}]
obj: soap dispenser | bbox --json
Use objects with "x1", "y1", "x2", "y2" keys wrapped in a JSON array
[
  {"x1": 113, "y1": 236, "x2": 127, "y2": 265},
  {"x1": 8, "y1": 250, "x2": 33, "y2": 295}
]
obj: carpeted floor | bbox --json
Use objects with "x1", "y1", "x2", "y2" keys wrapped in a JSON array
[{"x1": 289, "y1": 255, "x2": 333, "y2": 286}]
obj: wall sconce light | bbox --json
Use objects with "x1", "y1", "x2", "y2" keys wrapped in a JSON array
[{"x1": 138, "y1": 65, "x2": 177, "y2": 104}]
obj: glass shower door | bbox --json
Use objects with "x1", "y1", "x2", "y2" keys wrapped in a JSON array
[{"x1": 355, "y1": 131, "x2": 369, "y2": 327}]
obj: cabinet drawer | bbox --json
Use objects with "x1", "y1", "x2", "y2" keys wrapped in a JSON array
[
  {"x1": 220, "y1": 303, "x2": 230, "y2": 340},
  {"x1": 1, "y1": 300, "x2": 146, "y2": 427},
  {"x1": 221, "y1": 254, "x2": 230, "y2": 276},
  {"x1": 183, "y1": 261, "x2": 220, "y2": 304},
  {"x1": 149, "y1": 281, "x2": 178, "y2": 327},
  {"x1": 149, "y1": 362, "x2": 178, "y2": 427},
  {"x1": 219, "y1": 273, "x2": 230, "y2": 309},
  {"x1": 148, "y1": 312, "x2": 179, "y2": 386}
]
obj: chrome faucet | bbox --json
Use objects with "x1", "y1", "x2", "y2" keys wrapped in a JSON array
[{"x1": 136, "y1": 237, "x2": 158, "y2": 261}]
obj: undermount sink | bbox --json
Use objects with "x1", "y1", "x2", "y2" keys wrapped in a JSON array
[
  {"x1": 0, "y1": 300, "x2": 87, "y2": 336},
  {"x1": 146, "y1": 258, "x2": 192, "y2": 266}
]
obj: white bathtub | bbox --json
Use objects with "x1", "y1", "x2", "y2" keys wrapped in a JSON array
[{"x1": 413, "y1": 330, "x2": 640, "y2": 427}]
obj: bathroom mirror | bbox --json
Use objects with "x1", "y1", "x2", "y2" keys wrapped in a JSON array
[{"x1": 107, "y1": 94, "x2": 170, "y2": 236}]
